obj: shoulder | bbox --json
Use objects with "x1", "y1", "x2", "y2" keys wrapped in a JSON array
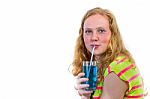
[
  {"x1": 104, "y1": 54, "x2": 136, "y2": 78},
  {"x1": 101, "y1": 72, "x2": 128, "y2": 99},
  {"x1": 104, "y1": 54, "x2": 143, "y2": 92}
]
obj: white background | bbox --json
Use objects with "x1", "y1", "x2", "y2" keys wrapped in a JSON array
[{"x1": 0, "y1": 0, "x2": 150, "y2": 99}]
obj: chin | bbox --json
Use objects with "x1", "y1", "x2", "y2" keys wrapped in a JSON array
[
  {"x1": 94, "y1": 52, "x2": 101, "y2": 56},
  {"x1": 93, "y1": 50, "x2": 105, "y2": 56}
]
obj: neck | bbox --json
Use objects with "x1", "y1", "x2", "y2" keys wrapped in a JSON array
[
  {"x1": 95, "y1": 55, "x2": 101, "y2": 63},
  {"x1": 95, "y1": 55, "x2": 102, "y2": 69}
]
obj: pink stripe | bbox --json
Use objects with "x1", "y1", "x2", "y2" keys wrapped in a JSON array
[
  {"x1": 108, "y1": 66, "x2": 111, "y2": 73},
  {"x1": 128, "y1": 84, "x2": 142, "y2": 92},
  {"x1": 126, "y1": 94, "x2": 144, "y2": 98},
  {"x1": 93, "y1": 96, "x2": 100, "y2": 99},
  {"x1": 96, "y1": 86, "x2": 103, "y2": 90},
  {"x1": 132, "y1": 84, "x2": 142, "y2": 90},
  {"x1": 117, "y1": 64, "x2": 134, "y2": 77},
  {"x1": 128, "y1": 73, "x2": 140, "y2": 82},
  {"x1": 117, "y1": 56, "x2": 127, "y2": 64}
]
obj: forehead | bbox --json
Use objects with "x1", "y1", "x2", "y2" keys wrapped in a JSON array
[{"x1": 83, "y1": 14, "x2": 109, "y2": 28}]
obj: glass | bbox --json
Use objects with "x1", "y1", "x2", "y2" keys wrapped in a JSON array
[{"x1": 82, "y1": 61, "x2": 97, "y2": 91}]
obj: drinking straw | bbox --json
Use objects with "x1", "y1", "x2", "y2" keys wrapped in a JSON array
[
  {"x1": 87, "y1": 46, "x2": 95, "y2": 78},
  {"x1": 90, "y1": 46, "x2": 95, "y2": 66}
]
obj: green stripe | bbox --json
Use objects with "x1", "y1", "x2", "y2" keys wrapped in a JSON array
[
  {"x1": 93, "y1": 81, "x2": 103, "y2": 97},
  {"x1": 93, "y1": 55, "x2": 144, "y2": 98},
  {"x1": 128, "y1": 88, "x2": 144, "y2": 95},
  {"x1": 93, "y1": 90, "x2": 102, "y2": 97}
]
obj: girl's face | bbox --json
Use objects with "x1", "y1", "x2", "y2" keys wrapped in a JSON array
[{"x1": 83, "y1": 14, "x2": 111, "y2": 56}]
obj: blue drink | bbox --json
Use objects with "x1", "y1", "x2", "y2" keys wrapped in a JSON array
[{"x1": 82, "y1": 61, "x2": 97, "y2": 91}]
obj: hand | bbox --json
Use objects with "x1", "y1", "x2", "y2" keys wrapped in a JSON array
[{"x1": 74, "y1": 73, "x2": 93, "y2": 99}]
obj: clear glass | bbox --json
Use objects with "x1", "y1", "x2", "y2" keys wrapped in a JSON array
[{"x1": 82, "y1": 61, "x2": 97, "y2": 91}]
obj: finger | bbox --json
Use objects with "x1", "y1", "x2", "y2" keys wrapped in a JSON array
[
  {"x1": 75, "y1": 83, "x2": 89, "y2": 90},
  {"x1": 77, "y1": 72, "x2": 85, "y2": 79},
  {"x1": 78, "y1": 84, "x2": 89, "y2": 90},
  {"x1": 76, "y1": 78, "x2": 88, "y2": 84},
  {"x1": 78, "y1": 90, "x2": 93, "y2": 96}
]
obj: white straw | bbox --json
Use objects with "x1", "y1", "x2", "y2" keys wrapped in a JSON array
[
  {"x1": 87, "y1": 46, "x2": 95, "y2": 78},
  {"x1": 90, "y1": 46, "x2": 95, "y2": 66}
]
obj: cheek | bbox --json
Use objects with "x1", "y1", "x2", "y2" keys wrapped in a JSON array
[
  {"x1": 83, "y1": 37, "x2": 91, "y2": 51},
  {"x1": 101, "y1": 32, "x2": 111, "y2": 44},
  {"x1": 83, "y1": 36, "x2": 90, "y2": 44},
  {"x1": 101, "y1": 37, "x2": 110, "y2": 44}
]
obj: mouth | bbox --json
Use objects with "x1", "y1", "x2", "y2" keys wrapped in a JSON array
[{"x1": 90, "y1": 44, "x2": 100, "y2": 48}]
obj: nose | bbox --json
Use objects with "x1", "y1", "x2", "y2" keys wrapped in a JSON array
[{"x1": 91, "y1": 31, "x2": 99, "y2": 41}]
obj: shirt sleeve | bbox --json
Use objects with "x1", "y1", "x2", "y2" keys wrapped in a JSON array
[{"x1": 104, "y1": 55, "x2": 143, "y2": 92}]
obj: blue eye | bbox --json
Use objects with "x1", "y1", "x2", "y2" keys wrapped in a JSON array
[
  {"x1": 85, "y1": 30, "x2": 92, "y2": 34},
  {"x1": 97, "y1": 29, "x2": 105, "y2": 33}
]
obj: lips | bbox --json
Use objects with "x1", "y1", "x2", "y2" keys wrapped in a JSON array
[{"x1": 90, "y1": 44, "x2": 100, "y2": 48}]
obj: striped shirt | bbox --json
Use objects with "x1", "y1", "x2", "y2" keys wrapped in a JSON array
[{"x1": 92, "y1": 55, "x2": 144, "y2": 99}]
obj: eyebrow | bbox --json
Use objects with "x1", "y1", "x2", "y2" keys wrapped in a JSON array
[
  {"x1": 84, "y1": 28, "x2": 92, "y2": 30},
  {"x1": 84, "y1": 27, "x2": 104, "y2": 30}
]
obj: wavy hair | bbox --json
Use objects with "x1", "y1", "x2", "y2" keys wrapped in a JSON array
[{"x1": 71, "y1": 7, "x2": 134, "y2": 80}]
